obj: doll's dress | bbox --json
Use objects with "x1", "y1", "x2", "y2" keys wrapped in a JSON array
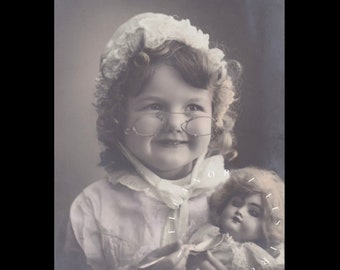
[{"x1": 187, "y1": 224, "x2": 284, "y2": 270}]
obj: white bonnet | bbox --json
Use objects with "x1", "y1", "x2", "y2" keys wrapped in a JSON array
[{"x1": 98, "y1": 13, "x2": 227, "y2": 84}]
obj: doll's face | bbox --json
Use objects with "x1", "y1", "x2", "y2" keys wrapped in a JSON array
[
  {"x1": 123, "y1": 64, "x2": 212, "y2": 179},
  {"x1": 220, "y1": 193, "x2": 264, "y2": 243}
]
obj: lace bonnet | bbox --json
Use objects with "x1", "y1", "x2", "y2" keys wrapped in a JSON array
[{"x1": 96, "y1": 12, "x2": 228, "y2": 90}]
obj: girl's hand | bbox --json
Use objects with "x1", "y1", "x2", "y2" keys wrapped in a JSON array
[
  {"x1": 204, "y1": 250, "x2": 229, "y2": 270},
  {"x1": 137, "y1": 241, "x2": 190, "y2": 270},
  {"x1": 189, "y1": 250, "x2": 228, "y2": 270}
]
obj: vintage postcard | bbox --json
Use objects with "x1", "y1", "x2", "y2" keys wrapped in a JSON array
[{"x1": 55, "y1": 1, "x2": 284, "y2": 269}]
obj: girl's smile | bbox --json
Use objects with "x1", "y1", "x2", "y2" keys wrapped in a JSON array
[
  {"x1": 154, "y1": 139, "x2": 189, "y2": 147},
  {"x1": 124, "y1": 64, "x2": 213, "y2": 179}
]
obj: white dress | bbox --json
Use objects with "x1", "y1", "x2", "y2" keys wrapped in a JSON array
[{"x1": 66, "y1": 155, "x2": 229, "y2": 270}]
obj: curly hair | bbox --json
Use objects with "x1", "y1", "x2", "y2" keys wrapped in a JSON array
[
  {"x1": 95, "y1": 36, "x2": 241, "y2": 173},
  {"x1": 209, "y1": 167, "x2": 284, "y2": 253}
]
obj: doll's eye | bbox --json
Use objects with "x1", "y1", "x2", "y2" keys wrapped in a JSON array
[
  {"x1": 230, "y1": 197, "x2": 243, "y2": 207},
  {"x1": 249, "y1": 207, "x2": 262, "y2": 218},
  {"x1": 187, "y1": 104, "x2": 204, "y2": 112}
]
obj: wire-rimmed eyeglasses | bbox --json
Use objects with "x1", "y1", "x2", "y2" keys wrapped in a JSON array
[{"x1": 122, "y1": 112, "x2": 214, "y2": 137}]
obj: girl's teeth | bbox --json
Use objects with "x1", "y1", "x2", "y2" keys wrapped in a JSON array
[
  {"x1": 168, "y1": 141, "x2": 179, "y2": 145},
  {"x1": 161, "y1": 140, "x2": 180, "y2": 145}
]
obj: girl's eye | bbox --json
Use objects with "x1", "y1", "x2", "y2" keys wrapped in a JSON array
[
  {"x1": 187, "y1": 104, "x2": 204, "y2": 112},
  {"x1": 147, "y1": 103, "x2": 163, "y2": 111}
]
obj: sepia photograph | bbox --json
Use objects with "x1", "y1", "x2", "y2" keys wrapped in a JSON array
[{"x1": 55, "y1": 0, "x2": 284, "y2": 269}]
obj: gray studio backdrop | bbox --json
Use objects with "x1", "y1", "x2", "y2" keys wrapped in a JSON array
[{"x1": 55, "y1": 0, "x2": 284, "y2": 265}]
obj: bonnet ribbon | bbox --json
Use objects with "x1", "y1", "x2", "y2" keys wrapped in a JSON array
[{"x1": 117, "y1": 142, "x2": 228, "y2": 245}]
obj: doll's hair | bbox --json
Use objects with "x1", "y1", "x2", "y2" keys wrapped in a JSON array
[
  {"x1": 209, "y1": 167, "x2": 284, "y2": 251},
  {"x1": 94, "y1": 13, "x2": 241, "y2": 173}
]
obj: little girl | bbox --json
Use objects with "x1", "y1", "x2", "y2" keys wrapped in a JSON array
[
  {"x1": 186, "y1": 167, "x2": 284, "y2": 269},
  {"x1": 64, "y1": 12, "x2": 240, "y2": 270}
]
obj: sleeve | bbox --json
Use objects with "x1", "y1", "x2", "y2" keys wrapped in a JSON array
[
  {"x1": 66, "y1": 192, "x2": 108, "y2": 270},
  {"x1": 61, "y1": 221, "x2": 92, "y2": 270}
]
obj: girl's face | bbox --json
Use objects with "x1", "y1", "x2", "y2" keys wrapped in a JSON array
[
  {"x1": 220, "y1": 193, "x2": 264, "y2": 243},
  {"x1": 124, "y1": 64, "x2": 212, "y2": 179}
]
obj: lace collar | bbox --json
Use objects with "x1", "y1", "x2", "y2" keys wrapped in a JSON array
[{"x1": 107, "y1": 143, "x2": 229, "y2": 209}]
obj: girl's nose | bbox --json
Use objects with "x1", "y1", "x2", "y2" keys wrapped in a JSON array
[{"x1": 163, "y1": 113, "x2": 187, "y2": 133}]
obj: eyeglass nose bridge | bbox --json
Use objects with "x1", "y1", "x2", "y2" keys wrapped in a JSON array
[
  {"x1": 155, "y1": 111, "x2": 192, "y2": 133},
  {"x1": 158, "y1": 112, "x2": 214, "y2": 136},
  {"x1": 158, "y1": 111, "x2": 199, "y2": 131}
]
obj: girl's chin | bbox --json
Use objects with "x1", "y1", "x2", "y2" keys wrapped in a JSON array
[{"x1": 146, "y1": 161, "x2": 193, "y2": 178}]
